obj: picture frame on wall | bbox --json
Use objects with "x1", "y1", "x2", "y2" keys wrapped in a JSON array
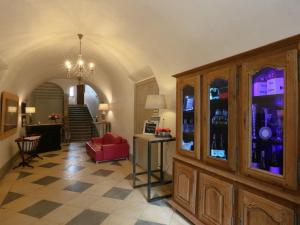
[
  {"x1": 143, "y1": 120, "x2": 159, "y2": 135},
  {"x1": 0, "y1": 91, "x2": 19, "y2": 139}
]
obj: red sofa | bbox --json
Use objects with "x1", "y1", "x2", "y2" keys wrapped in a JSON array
[{"x1": 86, "y1": 133, "x2": 129, "y2": 163}]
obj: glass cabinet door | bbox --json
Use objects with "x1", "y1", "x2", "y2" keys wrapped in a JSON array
[
  {"x1": 182, "y1": 85, "x2": 195, "y2": 151},
  {"x1": 250, "y1": 67, "x2": 284, "y2": 175},
  {"x1": 202, "y1": 67, "x2": 237, "y2": 171},
  {"x1": 241, "y1": 50, "x2": 298, "y2": 190},
  {"x1": 177, "y1": 76, "x2": 200, "y2": 158}
]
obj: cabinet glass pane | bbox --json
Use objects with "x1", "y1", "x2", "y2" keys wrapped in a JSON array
[
  {"x1": 209, "y1": 79, "x2": 228, "y2": 160},
  {"x1": 182, "y1": 85, "x2": 195, "y2": 151},
  {"x1": 251, "y1": 67, "x2": 284, "y2": 175}
]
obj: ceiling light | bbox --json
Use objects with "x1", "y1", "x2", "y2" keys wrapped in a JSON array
[{"x1": 65, "y1": 34, "x2": 94, "y2": 83}]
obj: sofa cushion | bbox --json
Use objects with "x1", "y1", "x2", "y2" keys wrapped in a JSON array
[
  {"x1": 113, "y1": 136, "x2": 123, "y2": 144},
  {"x1": 102, "y1": 133, "x2": 123, "y2": 144}
]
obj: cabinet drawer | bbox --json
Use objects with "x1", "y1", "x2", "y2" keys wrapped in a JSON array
[
  {"x1": 173, "y1": 160, "x2": 197, "y2": 214},
  {"x1": 198, "y1": 174, "x2": 234, "y2": 225},
  {"x1": 239, "y1": 190, "x2": 295, "y2": 225}
]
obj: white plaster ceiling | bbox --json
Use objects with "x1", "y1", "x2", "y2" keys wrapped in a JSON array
[{"x1": 0, "y1": 0, "x2": 299, "y2": 96}]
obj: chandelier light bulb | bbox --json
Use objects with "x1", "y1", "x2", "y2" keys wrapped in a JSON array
[
  {"x1": 89, "y1": 62, "x2": 95, "y2": 70},
  {"x1": 78, "y1": 59, "x2": 84, "y2": 66},
  {"x1": 65, "y1": 60, "x2": 72, "y2": 70}
]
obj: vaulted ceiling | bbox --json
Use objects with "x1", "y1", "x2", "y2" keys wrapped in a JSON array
[{"x1": 0, "y1": 0, "x2": 299, "y2": 96}]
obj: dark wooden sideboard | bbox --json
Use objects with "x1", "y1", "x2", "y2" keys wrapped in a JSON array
[{"x1": 26, "y1": 124, "x2": 62, "y2": 152}]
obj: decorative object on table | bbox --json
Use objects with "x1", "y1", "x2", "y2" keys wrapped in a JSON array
[
  {"x1": 0, "y1": 91, "x2": 19, "y2": 139},
  {"x1": 258, "y1": 108, "x2": 272, "y2": 140},
  {"x1": 86, "y1": 133, "x2": 129, "y2": 163},
  {"x1": 145, "y1": 94, "x2": 166, "y2": 120},
  {"x1": 48, "y1": 113, "x2": 61, "y2": 123},
  {"x1": 155, "y1": 127, "x2": 172, "y2": 138},
  {"x1": 143, "y1": 120, "x2": 159, "y2": 135},
  {"x1": 98, "y1": 103, "x2": 109, "y2": 121},
  {"x1": 64, "y1": 33, "x2": 95, "y2": 84},
  {"x1": 25, "y1": 107, "x2": 36, "y2": 125}
]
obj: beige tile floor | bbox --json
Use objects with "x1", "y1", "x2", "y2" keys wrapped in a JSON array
[{"x1": 0, "y1": 143, "x2": 191, "y2": 225}]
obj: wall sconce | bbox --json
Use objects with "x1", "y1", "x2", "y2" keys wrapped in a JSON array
[
  {"x1": 145, "y1": 94, "x2": 166, "y2": 120},
  {"x1": 25, "y1": 107, "x2": 36, "y2": 124},
  {"x1": 98, "y1": 103, "x2": 109, "y2": 121}
]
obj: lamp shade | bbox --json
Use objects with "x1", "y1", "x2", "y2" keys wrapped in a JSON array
[
  {"x1": 145, "y1": 95, "x2": 166, "y2": 109},
  {"x1": 98, "y1": 103, "x2": 109, "y2": 111},
  {"x1": 25, "y1": 107, "x2": 36, "y2": 114}
]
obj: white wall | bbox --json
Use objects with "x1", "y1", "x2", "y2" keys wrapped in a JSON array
[{"x1": 84, "y1": 85, "x2": 100, "y2": 118}]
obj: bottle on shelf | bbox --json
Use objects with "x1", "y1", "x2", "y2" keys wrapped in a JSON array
[
  {"x1": 269, "y1": 145, "x2": 281, "y2": 175},
  {"x1": 189, "y1": 119, "x2": 194, "y2": 132},
  {"x1": 211, "y1": 133, "x2": 217, "y2": 149},
  {"x1": 251, "y1": 142, "x2": 259, "y2": 168},
  {"x1": 183, "y1": 119, "x2": 188, "y2": 133},
  {"x1": 219, "y1": 133, "x2": 224, "y2": 150},
  {"x1": 259, "y1": 150, "x2": 267, "y2": 170},
  {"x1": 252, "y1": 104, "x2": 257, "y2": 140}
]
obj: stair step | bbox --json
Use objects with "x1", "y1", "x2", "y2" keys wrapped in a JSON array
[{"x1": 68, "y1": 105, "x2": 94, "y2": 141}]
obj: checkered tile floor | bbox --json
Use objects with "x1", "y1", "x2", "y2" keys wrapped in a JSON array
[{"x1": 0, "y1": 143, "x2": 191, "y2": 225}]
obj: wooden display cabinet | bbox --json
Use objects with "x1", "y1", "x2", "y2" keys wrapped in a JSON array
[
  {"x1": 238, "y1": 190, "x2": 295, "y2": 225},
  {"x1": 176, "y1": 75, "x2": 200, "y2": 158},
  {"x1": 240, "y1": 49, "x2": 298, "y2": 189},
  {"x1": 198, "y1": 174, "x2": 234, "y2": 225},
  {"x1": 202, "y1": 66, "x2": 237, "y2": 171},
  {"x1": 173, "y1": 160, "x2": 197, "y2": 214}
]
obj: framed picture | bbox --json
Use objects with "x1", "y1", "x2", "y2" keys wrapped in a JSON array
[
  {"x1": 143, "y1": 120, "x2": 159, "y2": 135},
  {"x1": 0, "y1": 92, "x2": 19, "y2": 139}
]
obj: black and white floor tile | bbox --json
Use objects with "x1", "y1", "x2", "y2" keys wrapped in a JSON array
[{"x1": 0, "y1": 142, "x2": 191, "y2": 225}]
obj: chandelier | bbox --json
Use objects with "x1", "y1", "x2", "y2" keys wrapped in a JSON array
[{"x1": 65, "y1": 34, "x2": 95, "y2": 82}]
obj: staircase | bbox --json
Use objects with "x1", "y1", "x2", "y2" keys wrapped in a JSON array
[{"x1": 68, "y1": 105, "x2": 94, "y2": 142}]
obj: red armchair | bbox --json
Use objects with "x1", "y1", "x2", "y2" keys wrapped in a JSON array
[{"x1": 86, "y1": 133, "x2": 129, "y2": 163}]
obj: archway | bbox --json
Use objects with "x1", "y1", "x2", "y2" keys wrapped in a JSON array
[{"x1": 26, "y1": 82, "x2": 64, "y2": 124}]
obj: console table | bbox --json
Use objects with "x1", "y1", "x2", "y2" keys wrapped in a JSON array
[
  {"x1": 26, "y1": 124, "x2": 62, "y2": 152},
  {"x1": 132, "y1": 134, "x2": 176, "y2": 202}
]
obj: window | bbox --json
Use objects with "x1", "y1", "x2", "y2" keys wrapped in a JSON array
[{"x1": 69, "y1": 86, "x2": 75, "y2": 97}]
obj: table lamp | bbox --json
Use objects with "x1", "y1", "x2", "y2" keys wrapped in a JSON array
[
  {"x1": 25, "y1": 107, "x2": 36, "y2": 124},
  {"x1": 145, "y1": 94, "x2": 166, "y2": 120}
]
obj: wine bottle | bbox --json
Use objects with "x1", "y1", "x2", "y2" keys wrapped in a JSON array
[
  {"x1": 259, "y1": 150, "x2": 267, "y2": 170},
  {"x1": 251, "y1": 143, "x2": 259, "y2": 168},
  {"x1": 269, "y1": 145, "x2": 281, "y2": 174},
  {"x1": 219, "y1": 134, "x2": 224, "y2": 150},
  {"x1": 211, "y1": 133, "x2": 217, "y2": 149}
]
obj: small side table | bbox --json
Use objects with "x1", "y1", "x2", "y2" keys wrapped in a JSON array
[
  {"x1": 14, "y1": 135, "x2": 42, "y2": 169},
  {"x1": 132, "y1": 134, "x2": 176, "y2": 202}
]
